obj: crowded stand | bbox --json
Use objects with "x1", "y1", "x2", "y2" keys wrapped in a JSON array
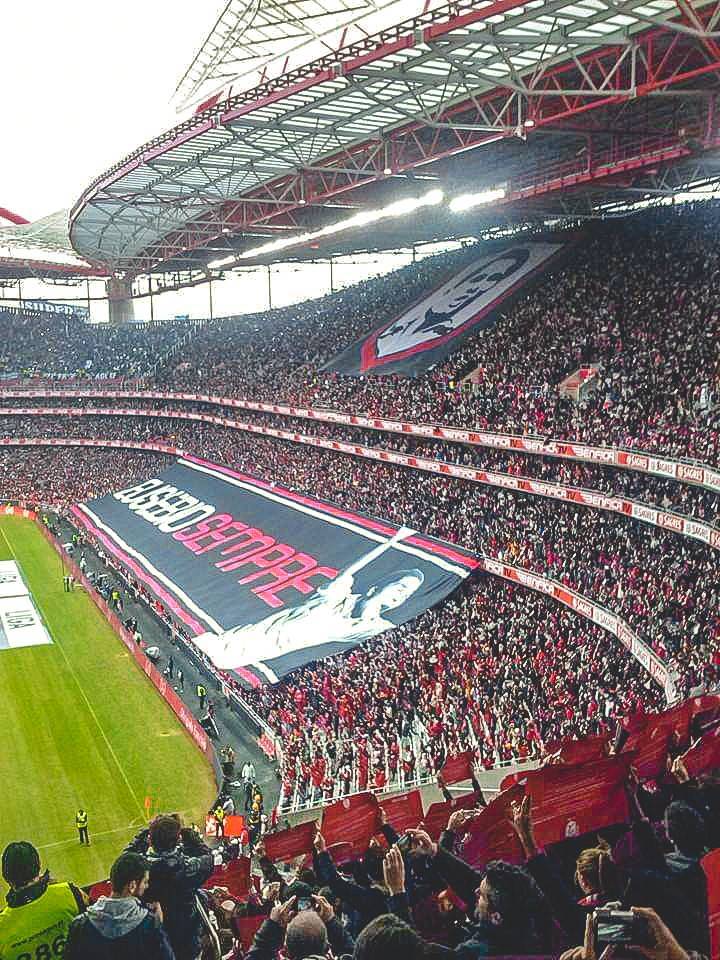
[
  {"x1": 0, "y1": 308, "x2": 189, "y2": 380},
  {"x1": 2, "y1": 203, "x2": 720, "y2": 960},
  {"x1": 142, "y1": 202, "x2": 720, "y2": 465},
  {"x1": 1, "y1": 401, "x2": 718, "y2": 523},
  {"x1": 4, "y1": 422, "x2": 718, "y2": 690},
  {"x1": 1, "y1": 693, "x2": 719, "y2": 960},
  {"x1": 0, "y1": 446, "x2": 173, "y2": 504},
  {"x1": 2, "y1": 205, "x2": 718, "y2": 469}
]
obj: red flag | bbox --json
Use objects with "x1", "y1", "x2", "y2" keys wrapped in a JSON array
[
  {"x1": 461, "y1": 784, "x2": 525, "y2": 868},
  {"x1": 234, "y1": 915, "x2": 265, "y2": 953},
  {"x1": 379, "y1": 790, "x2": 424, "y2": 834},
  {"x1": 702, "y1": 849, "x2": 720, "y2": 960},
  {"x1": 204, "y1": 857, "x2": 251, "y2": 897},
  {"x1": 622, "y1": 702, "x2": 691, "y2": 780},
  {"x1": 682, "y1": 727, "x2": 720, "y2": 778},
  {"x1": 440, "y1": 751, "x2": 474, "y2": 785},
  {"x1": 500, "y1": 770, "x2": 524, "y2": 792},
  {"x1": 544, "y1": 734, "x2": 610, "y2": 766},
  {"x1": 421, "y1": 790, "x2": 483, "y2": 841},
  {"x1": 264, "y1": 820, "x2": 317, "y2": 862},
  {"x1": 222, "y1": 815, "x2": 246, "y2": 838},
  {"x1": 519, "y1": 756, "x2": 632, "y2": 845},
  {"x1": 88, "y1": 880, "x2": 112, "y2": 904},
  {"x1": 322, "y1": 793, "x2": 380, "y2": 859},
  {"x1": 688, "y1": 694, "x2": 720, "y2": 724}
]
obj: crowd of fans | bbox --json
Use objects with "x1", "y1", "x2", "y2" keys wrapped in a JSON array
[
  {"x1": 4, "y1": 419, "x2": 717, "y2": 675},
  {"x1": 0, "y1": 308, "x2": 190, "y2": 380},
  {"x1": 0, "y1": 445, "x2": 173, "y2": 504},
  {"x1": 2, "y1": 710, "x2": 718, "y2": 960},
  {"x1": 244, "y1": 577, "x2": 666, "y2": 804},
  {"x1": 3, "y1": 204, "x2": 719, "y2": 466},
  {"x1": 142, "y1": 201, "x2": 720, "y2": 465},
  {"x1": 2, "y1": 400, "x2": 718, "y2": 523}
]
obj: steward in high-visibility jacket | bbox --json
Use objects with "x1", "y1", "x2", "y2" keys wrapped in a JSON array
[
  {"x1": 75, "y1": 810, "x2": 89, "y2": 845},
  {"x1": 0, "y1": 841, "x2": 85, "y2": 960}
]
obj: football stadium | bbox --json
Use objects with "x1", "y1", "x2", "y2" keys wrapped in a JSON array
[{"x1": 1, "y1": 1, "x2": 720, "y2": 958}]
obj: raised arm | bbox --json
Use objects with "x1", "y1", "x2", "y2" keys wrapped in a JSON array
[{"x1": 407, "y1": 829, "x2": 481, "y2": 909}]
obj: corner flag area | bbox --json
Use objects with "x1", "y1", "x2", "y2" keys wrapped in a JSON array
[{"x1": 0, "y1": 516, "x2": 217, "y2": 894}]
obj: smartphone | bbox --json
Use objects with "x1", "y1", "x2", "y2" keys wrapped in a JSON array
[
  {"x1": 593, "y1": 906, "x2": 650, "y2": 949},
  {"x1": 297, "y1": 897, "x2": 313, "y2": 912},
  {"x1": 396, "y1": 833, "x2": 413, "y2": 853}
]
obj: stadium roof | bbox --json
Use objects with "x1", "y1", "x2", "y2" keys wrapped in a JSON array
[
  {"x1": 70, "y1": 0, "x2": 720, "y2": 277},
  {"x1": 0, "y1": 211, "x2": 103, "y2": 280},
  {"x1": 173, "y1": 0, "x2": 448, "y2": 112}
]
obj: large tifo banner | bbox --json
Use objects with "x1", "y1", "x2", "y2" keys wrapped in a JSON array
[
  {"x1": 73, "y1": 456, "x2": 478, "y2": 686},
  {"x1": 325, "y1": 241, "x2": 566, "y2": 377}
]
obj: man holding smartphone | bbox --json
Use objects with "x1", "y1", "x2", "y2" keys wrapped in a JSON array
[{"x1": 246, "y1": 891, "x2": 354, "y2": 960}]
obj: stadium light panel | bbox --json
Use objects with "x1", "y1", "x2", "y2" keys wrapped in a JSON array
[
  {"x1": 449, "y1": 187, "x2": 506, "y2": 213},
  {"x1": 208, "y1": 188, "x2": 444, "y2": 269}
]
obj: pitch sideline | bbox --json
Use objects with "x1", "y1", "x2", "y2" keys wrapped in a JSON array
[{"x1": 0, "y1": 522, "x2": 147, "y2": 821}]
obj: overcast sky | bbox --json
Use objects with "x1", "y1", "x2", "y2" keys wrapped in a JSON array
[{"x1": 2, "y1": 2, "x2": 221, "y2": 222}]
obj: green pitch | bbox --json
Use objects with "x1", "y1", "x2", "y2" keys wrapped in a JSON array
[{"x1": 0, "y1": 516, "x2": 217, "y2": 895}]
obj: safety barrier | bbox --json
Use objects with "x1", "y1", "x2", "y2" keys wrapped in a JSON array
[
  {"x1": 1, "y1": 386, "x2": 717, "y2": 492},
  {"x1": 2, "y1": 406, "x2": 718, "y2": 551}
]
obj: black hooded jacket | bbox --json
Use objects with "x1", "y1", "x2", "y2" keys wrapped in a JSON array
[{"x1": 123, "y1": 829, "x2": 214, "y2": 960}]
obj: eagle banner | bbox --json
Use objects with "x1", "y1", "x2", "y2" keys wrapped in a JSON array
[
  {"x1": 73, "y1": 456, "x2": 478, "y2": 686},
  {"x1": 325, "y1": 241, "x2": 566, "y2": 377}
]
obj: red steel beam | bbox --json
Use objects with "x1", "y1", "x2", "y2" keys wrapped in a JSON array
[
  {"x1": 138, "y1": 33, "x2": 720, "y2": 269},
  {"x1": 0, "y1": 207, "x2": 29, "y2": 226},
  {"x1": 74, "y1": 2, "x2": 720, "y2": 271}
]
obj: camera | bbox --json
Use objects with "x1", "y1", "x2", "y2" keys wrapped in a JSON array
[
  {"x1": 297, "y1": 897, "x2": 313, "y2": 912},
  {"x1": 593, "y1": 904, "x2": 651, "y2": 949}
]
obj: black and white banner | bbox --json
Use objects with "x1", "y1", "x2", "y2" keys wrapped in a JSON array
[
  {"x1": 325, "y1": 241, "x2": 566, "y2": 377},
  {"x1": 73, "y1": 456, "x2": 478, "y2": 686}
]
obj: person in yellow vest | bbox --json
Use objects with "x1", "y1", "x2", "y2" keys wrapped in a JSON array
[
  {"x1": 214, "y1": 805, "x2": 225, "y2": 838},
  {"x1": 76, "y1": 809, "x2": 90, "y2": 845},
  {"x1": 0, "y1": 841, "x2": 86, "y2": 960}
]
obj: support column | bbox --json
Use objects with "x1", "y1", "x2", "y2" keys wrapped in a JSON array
[{"x1": 106, "y1": 277, "x2": 135, "y2": 324}]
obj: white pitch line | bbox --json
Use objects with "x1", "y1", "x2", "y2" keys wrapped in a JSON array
[
  {"x1": 36, "y1": 822, "x2": 139, "y2": 851},
  {"x1": 0, "y1": 524, "x2": 147, "y2": 821}
]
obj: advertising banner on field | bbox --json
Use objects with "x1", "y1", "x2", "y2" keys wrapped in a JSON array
[
  {"x1": 74, "y1": 456, "x2": 478, "y2": 685},
  {"x1": 0, "y1": 560, "x2": 28, "y2": 599},
  {"x1": 325, "y1": 242, "x2": 566, "y2": 376},
  {"x1": 0, "y1": 594, "x2": 52, "y2": 649}
]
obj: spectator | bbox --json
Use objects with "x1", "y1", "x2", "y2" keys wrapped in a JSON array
[
  {"x1": 247, "y1": 893, "x2": 354, "y2": 960},
  {"x1": 353, "y1": 913, "x2": 430, "y2": 960},
  {"x1": 405, "y1": 829, "x2": 553, "y2": 955},
  {"x1": 65, "y1": 851, "x2": 175, "y2": 959},
  {"x1": 123, "y1": 815, "x2": 216, "y2": 960},
  {"x1": 0, "y1": 841, "x2": 86, "y2": 960},
  {"x1": 664, "y1": 801, "x2": 708, "y2": 872}
]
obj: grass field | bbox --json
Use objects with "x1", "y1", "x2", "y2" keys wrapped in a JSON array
[{"x1": 0, "y1": 515, "x2": 217, "y2": 894}]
